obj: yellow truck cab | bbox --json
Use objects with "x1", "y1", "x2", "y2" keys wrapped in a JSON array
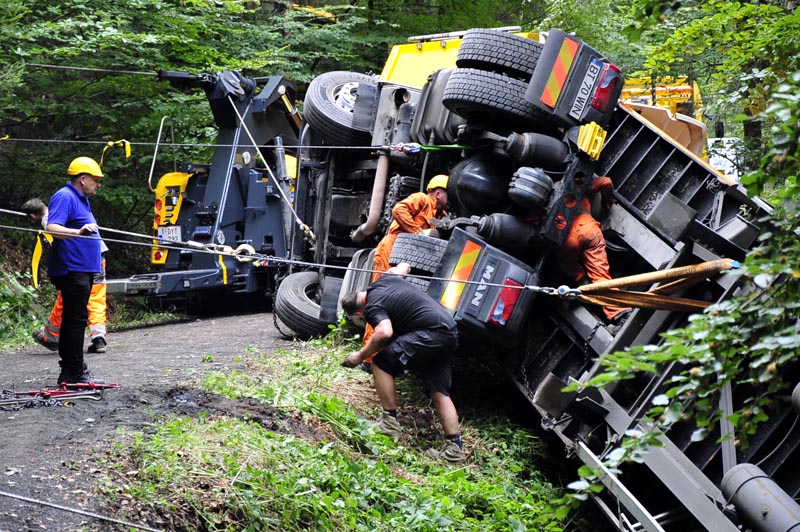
[{"x1": 127, "y1": 26, "x2": 786, "y2": 532}]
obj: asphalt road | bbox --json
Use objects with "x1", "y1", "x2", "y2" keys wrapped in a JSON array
[{"x1": 0, "y1": 312, "x2": 292, "y2": 532}]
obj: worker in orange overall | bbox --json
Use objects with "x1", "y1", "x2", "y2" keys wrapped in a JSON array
[
  {"x1": 554, "y1": 174, "x2": 631, "y2": 327},
  {"x1": 360, "y1": 174, "x2": 450, "y2": 364},
  {"x1": 21, "y1": 195, "x2": 109, "y2": 354}
]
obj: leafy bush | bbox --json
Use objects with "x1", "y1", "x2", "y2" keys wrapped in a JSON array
[{"x1": 0, "y1": 270, "x2": 49, "y2": 350}]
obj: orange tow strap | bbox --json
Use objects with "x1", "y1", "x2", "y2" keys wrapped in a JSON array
[{"x1": 576, "y1": 258, "x2": 739, "y2": 312}]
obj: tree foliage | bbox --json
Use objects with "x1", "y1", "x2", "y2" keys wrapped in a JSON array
[
  {"x1": 629, "y1": 0, "x2": 798, "y2": 169},
  {"x1": 0, "y1": 0, "x2": 391, "y2": 273}
]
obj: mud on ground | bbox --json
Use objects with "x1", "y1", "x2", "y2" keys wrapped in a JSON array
[
  {"x1": 0, "y1": 312, "x2": 303, "y2": 532},
  {"x1": 0, "y1": 310, "x2": 598, "y2": 532}
]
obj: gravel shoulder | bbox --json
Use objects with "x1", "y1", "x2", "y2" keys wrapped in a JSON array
[{"x1": 0, "y1": 312, "x2": 293, "y2": 532}]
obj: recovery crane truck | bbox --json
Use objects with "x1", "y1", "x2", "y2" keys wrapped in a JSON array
[
  {"x1": 118, "y1": 70, "x2": 304, "y2": 305},
  {"x1": 123, "y1": 27, "x2": 799, "y2": 531}
]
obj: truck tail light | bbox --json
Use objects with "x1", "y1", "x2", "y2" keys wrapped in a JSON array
[
  {"x1": 488, "y1": 278, "x2": 523, "y2": 327},
  {"x1": 591, "y1": 63, "x2": 621, "y2": 112},
  {"x1": 155, "y1": 214, "x2": 162, "y2": 226},
  {"x1": 155, "y1": 199, "x2": 163, "y2": 211}
]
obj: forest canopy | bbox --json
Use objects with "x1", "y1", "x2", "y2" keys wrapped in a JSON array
[{"x1": 0, "y1": 0, "x2": 796, "y2": 273}]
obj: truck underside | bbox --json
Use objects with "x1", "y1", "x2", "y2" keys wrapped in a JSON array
[{"x1": 123, "y1": 27, "x2": 799, "y2": 531}]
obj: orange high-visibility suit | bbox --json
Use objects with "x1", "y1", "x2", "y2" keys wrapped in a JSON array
[
  {"x1": 362, "y1": 192, "x2": 445, "y2": 356},
  {"x1": 371, "y1": 192, "x2": 442, "y2": 275},
  {"x1": 555, "y1": 176, "x2": 630, "y2": 321},
  {"x1": 41, "y1": 259, "x2": 107, "y2": 344}
]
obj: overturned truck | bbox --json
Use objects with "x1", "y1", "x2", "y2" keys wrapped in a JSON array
[{"x1": 128, "y1": 27, "x2": 798, "y2": 532}]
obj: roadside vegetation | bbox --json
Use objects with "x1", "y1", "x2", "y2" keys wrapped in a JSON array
[
  {"x1": 100, "y1": 326, "x2": 577, "y2": 531},
  {"x1": 0, "y1": 263, "x2": 183, "y2": 352}
]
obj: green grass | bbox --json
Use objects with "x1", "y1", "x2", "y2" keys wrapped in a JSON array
[
  {"x1": 105, "y1": 329, "x2": 570, "y2": 531},
  {"x1": 114, "y1": 414, "x2": 564, "y2": 531}
]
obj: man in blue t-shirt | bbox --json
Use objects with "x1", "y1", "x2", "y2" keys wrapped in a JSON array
[
  {"x1": 340, "y1": 263, "x2": 465, "y2": 463},
  {"x1": 46, "y1": 156, "x2": 105, "y2": 384}
]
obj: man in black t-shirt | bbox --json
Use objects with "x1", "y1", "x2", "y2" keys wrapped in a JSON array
[{"x1": 340, "y1": 263, "x2": 465, "y2": 463}]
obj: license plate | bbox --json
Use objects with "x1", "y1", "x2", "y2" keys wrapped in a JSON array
[
  {"x1": 568, "y1": 57, "x2": 603, "y2": 121},
  {"x1": 157, "y1": 225, "x2": 182, "y2": 243}
]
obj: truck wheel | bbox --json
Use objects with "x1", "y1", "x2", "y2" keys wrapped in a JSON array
[
  {"x1": 388, "y1": 233, "x2": 448, "y2": 276},
  {"x1": 274, "y1": 271, "x2": 334, "y2": 339},
  {"x1": 442, "y1": 68, "x2": 549, "y2": 129},
  {"x1": 304, "y1": 71, "x2": 375, "y2": 146},
  {"x1": 403, "y1": 275, "x2": 431, "y2": 293},
  {"x1": 339, "y1": 249, "x2": 374, "y2": 329},
  {"x1": 456, "y1": 29, "x2": 542, "y2": 81}
]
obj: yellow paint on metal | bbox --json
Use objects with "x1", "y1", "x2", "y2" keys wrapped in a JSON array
[
  {"x1": 380, "y1": 32, "x2": 538, "y2": 88},
  {"x1": 577, "y1": 122, "x2": 607, "y2": 160},
  {"x1": 151, "y1": 171, "x2": 192, "y2": 264}
]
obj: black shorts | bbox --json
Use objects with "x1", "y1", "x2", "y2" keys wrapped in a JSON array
[{"x1": 372, "y1": 328, "x2": 458, "y2": 396}]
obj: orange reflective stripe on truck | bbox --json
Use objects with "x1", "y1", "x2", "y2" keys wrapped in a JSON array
[
  {"x1": 440, "y1": 239, "x2": 482, "y2": 310},
  {"x1": 540, "y1": 36, "x2": 579, "y2": 109}
]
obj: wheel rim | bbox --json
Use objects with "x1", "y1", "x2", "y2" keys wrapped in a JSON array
[{"x1": 330, "y1": 81, "x2": 360, "y2": 113}]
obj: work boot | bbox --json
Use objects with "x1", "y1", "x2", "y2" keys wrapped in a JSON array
[
  {"x1": 607, "y1": 309, "x2": 633, "y2": 336},
  {"x1": 87, "y1": 336, "x2": 107, "y2": 354},
  {"x1": 425, "y1": 440, "x2": 466, "y2": 464},
  {"x1": 371, "y1": 412, "x2": 402, "y2": 439},
  {"x1": 32, "y1": 329, "x2": 58, "y2": 351},
  {"x1": 57, "y1": 370, "x2": 105, "y2": 386}
]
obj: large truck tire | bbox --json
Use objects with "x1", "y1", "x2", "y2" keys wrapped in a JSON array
[
  {"x1": 304, "y1": 71, "x2": 375, "y2": 146},
  {"x1": 338, "y1": 248, "x2": 374, "y2": 329},
  {"x1": 442, "y1": 68, "x2": 549, "y2": 130},
  {"x1": 388, "y1": 233, "x2": 448, "y2": 278},
  {"x1": 274, "y1": 271, "x2": 334, "y2": 339},
  {"x1": 403, "y1": 275, "x2": 432, "y2": 293},
  {"x1": 456, "y1": 29, "x2": 542, "y2": 81}
]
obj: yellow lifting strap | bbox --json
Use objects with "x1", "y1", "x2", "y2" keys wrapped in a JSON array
[
  {"x1": 577, "y1": 258, "x2": 739, "y2": 312},
  {"x1": 100, "y1": 139, "x2": 131, "y2": 167},
  {"x1": 31, "y1": 231, "x2": 54, "y2": 289}
]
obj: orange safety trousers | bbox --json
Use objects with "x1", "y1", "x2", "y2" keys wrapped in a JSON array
[
  {"x1": 41, "y1": 260, "x2": 107, "y2": 343},
  {"x1": 557, "y1": 213, "x2": 630, "y2": 321}
]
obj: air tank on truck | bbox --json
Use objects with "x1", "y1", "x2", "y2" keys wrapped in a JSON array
[{"x1": 280, "y1": 27, "x2": 798, "y2": 532}]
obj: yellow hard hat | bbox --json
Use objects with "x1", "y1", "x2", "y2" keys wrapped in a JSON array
[
  {"x1": 426, "y1": 174, "x2": 448, "y2": 191},
  {"x1": 67, "y1": 156, "x2": 103, "y2": 178}
]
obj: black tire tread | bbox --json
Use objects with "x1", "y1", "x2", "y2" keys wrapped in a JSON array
[
  {"x1": 304, "y1": 71, "x2": 375, "y2": 147},
  {"x1": 456, "y1": 29, "x2": 542, "y2": 81},
  {"x1": 388, "y1": 233, "x2": 448, "y2": 275},
  {"x1": 442, "y1": 68, "x2": 547, "y2": 126},
  {"x1": 274, "y1": 271, "x2": 333, "y2": 339}
]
